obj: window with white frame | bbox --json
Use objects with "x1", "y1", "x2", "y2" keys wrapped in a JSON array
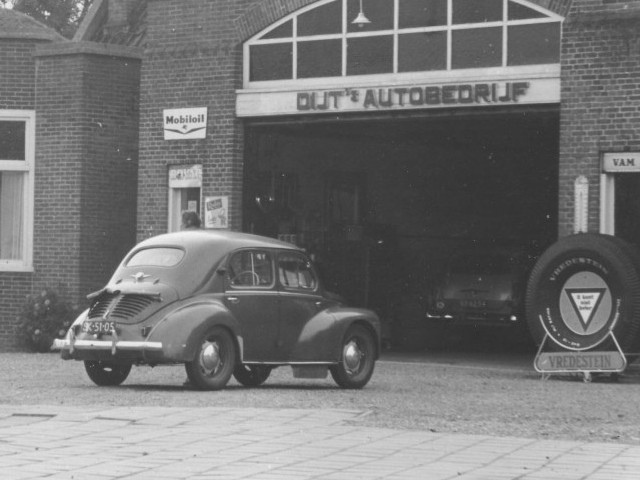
[
  {"x1": 0, "y1": 111, "x2": 34, "y2": 271},
  {"x1": 244, "y1": 0, "x2": 561, "y2": 85}
]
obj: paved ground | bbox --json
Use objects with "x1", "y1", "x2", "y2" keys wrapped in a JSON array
[{"x1": 2, "y1": 401, "x2": 640, "y2": 480}]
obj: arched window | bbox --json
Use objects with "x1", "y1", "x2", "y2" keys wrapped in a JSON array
[{"x1": 244, "y1": 0, "x2": 562, "y2": 86}]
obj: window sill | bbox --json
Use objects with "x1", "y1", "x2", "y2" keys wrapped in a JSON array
[{"x1": 0, "y1": 264, "x2": 34, "y2": 273}]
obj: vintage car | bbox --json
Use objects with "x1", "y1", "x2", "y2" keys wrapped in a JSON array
[
  {"x1": 55, "y1": 230, "x2": 380, "y2": 390},
  {"x1": 426, "y1": 246, "x2": 535, "y2": 327}
]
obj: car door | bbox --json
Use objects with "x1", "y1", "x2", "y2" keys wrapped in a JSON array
[
  {"x1": 276, "y1": 251, "x2": 328, "y2": 362},
  {"x1": 223, "y1": 249, "x2": 280, "y2": 362}
]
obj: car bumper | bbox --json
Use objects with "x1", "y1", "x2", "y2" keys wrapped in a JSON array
[
  {"x1": 426, "y1": 311, "x2": 520, "y2": 326},
  {"x1": 53, "y1": 337, "x2": 164, "y2": 362}
]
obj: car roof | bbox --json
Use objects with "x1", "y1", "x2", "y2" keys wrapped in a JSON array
[{"x1": 136, "y1": 229, "x2": 302, "y2": 253}]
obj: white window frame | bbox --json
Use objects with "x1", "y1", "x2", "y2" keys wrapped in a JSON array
[
  {"x1": 0, "y1": 110, "x2": 35, "y2": 272},
  {"x1": 242, "y1": 0, "x2": 564, "y2": 89}
]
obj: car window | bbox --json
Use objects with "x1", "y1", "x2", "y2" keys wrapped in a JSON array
[
  {"x1": 278, "y1": 253, "x2": 318, "y2": 291},
  {"x1": 126, "y1": 247, "x2": 185, "y2": 267},
  {"x1": 228, "y1": 250, "x2": 274, "y2": 288}
]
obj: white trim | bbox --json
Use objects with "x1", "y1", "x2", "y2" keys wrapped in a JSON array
[
  {"x1": 236, "y1": 66, "x2": 560, "y2": 117},
  {"x1": 0, "y1": 110, "x2": 34, "y2": 272},
  {"x1": 600, "y1": 173, "x2": 615, "y2": 235}
]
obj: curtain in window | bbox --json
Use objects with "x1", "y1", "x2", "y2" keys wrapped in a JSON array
[{"x1": 0, "y1": 172, "x2": 24, "y2": 260}]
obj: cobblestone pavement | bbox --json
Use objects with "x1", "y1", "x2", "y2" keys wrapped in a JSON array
[{"x1": 1, "y1": 404, "x2": 640, "y2": 480}]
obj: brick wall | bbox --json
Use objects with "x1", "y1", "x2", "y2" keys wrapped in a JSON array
[
  {"x1": 0, "y1": 39, "x2": 42, "y2": 109},
  {"x1": 137, "y1": 0, "x2": 574, "y2": 242},
  {"x1": 0, "y1": 38, "x2": 41, "y2": 349},
  {"x1": 559, "y1": 2, "x2": 640, "y2": 235},
  {"x1": 25, "y1": 43, "x2": 141, "y2": 347}
]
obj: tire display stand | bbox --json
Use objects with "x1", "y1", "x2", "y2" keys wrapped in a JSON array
[{"x1": 534, "y1": 328, "x2": 628, "y2": 382}]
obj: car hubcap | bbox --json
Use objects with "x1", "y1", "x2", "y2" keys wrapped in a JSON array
[
  {"x1": 201, "y1": 341, "x2": 221, "y2": 375},
  {"x1": 344, "y1": 340, "x2": 362, "y2": 374}
]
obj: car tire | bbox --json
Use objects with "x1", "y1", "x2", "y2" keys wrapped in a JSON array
[
  {"x1": 525, "y1": 233, "x2": 640, "y2": 351},
  {"x1": 185, "y1": 326, "x2": 236, "y2": 391},
  {"x1": 330, "y1": 325, "x2": 376, "y2": 389},
  {"x1": 84, "y1": 360, "x2": 132, "y2": 386},
  {"x1": 233, "y1": 364, "x2": 272, "y2": 387}
]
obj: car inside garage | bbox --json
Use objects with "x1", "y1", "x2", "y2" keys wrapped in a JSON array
[{"x1": 243, "y1": 105, "x2": 559, "y2": 348}]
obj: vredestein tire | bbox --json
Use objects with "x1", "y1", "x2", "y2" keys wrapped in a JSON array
[{"x1": 525, "y1": 233, "x2": 640, "y2": 352}]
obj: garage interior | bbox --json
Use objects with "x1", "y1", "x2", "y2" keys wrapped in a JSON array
[{"x1": 243, "y1": 106, "x2": 559, "y2": 349}]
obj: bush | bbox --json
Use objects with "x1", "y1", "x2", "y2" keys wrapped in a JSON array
[{"x1": 18, "y1": 288, "x2": 80, "y2": 353}]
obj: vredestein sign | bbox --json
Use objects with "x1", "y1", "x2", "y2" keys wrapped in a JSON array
[{"x1": 236, "y1": 77, "x2": 559, "y2": 117}]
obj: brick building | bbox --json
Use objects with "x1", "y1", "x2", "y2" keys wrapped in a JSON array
[
  {"x1": 0, "y1": 7, "x2": 140, "y2": 349},
  {"x1": 1, "y1": 0, "x2": 640, "y2": 349}
]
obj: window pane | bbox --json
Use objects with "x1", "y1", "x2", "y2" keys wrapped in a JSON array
[
  {"x1": 259, "y1": 20, "x2": 293, "y2": 39},
  {"x1": 398, "y1": 32, "x2": 447, "y2": 72},
  {"x1": 347, "y1": 35, "x2": 393, "y2": 75},
  {"x1": 453, "y1": 0, "x2": 503, "y2": 24},
  {"x1": 298, "y1": 0, "x2": 342, "y2": 36},
  {"x1": 452, "y1": 27, "x2": 502, "y2": 69},
  {"x1": 278, "y1": 254, "x2": 317, "y2": 290},
  {"x1": 508, "y1": 23, "x2": 560, "y2": 65},
  {"x1": 508, "y1": 1, "x2": 547, "y2": 20},
  {"x1": 298, "y1": 39, "x2": 342, "y2": 78},
  {"x1": 250, "y1": 43, "x2": 293, "y2": 81},
  {"x1": 0, "y1": 121, "x2": 25, "y2": 160},
  {"x1": 0, "y1": 172, "x2": 24, "y2": 261},
  {"x1": 399, "y1": 0, "x2": 447, "y2": 28},
  {"x1": 347, "y1": 0, "x2": 394, "y2": 32},
  {"x1": 229, "y1": 251, "x2": 273, "y2": 287},
  {"x1": 127, "y1": 248, "x2": 185, "y2": 267}
]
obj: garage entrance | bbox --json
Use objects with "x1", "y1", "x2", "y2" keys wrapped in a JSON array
[
  {"x1": 237, "y1": 0, "x2": 563, "y2": 349},
  {"x1": 243, "y1": 106, "x2": 559, "y2": 346}
]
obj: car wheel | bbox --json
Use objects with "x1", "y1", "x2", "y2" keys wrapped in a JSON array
[
  {"x1": 233, "y1": 364, "x2": 272, "y2": 387},
  {"x1": 330, "y1": 325, "x2": 376, "y2": 389},
  {"x1": 526, "y1": 233, "x2": 640, "y2": 352},
  {"x1": 185, "y1": 326, "x2": 236, "y2": 391},
  {"x1": 84, "y1": 360, "x2": 132, "y2": 386}
]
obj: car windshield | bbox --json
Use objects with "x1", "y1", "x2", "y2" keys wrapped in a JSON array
[
  {"x1": 126, "y1": 247, "x2": 185, "y2": 267},
  {"x1": 449, "y1": 253, "x2": 512, "y2": 275}
]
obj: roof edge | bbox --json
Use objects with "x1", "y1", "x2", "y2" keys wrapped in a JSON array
[
  {"x1": 0, "y1": 8, "x2": 66, "y2": 41},
  {"x1": 35, "y1": 40, "x2": 143, "y2": 59}
]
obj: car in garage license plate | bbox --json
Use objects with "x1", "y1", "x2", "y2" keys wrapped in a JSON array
[{"x1": 82, "y1": 320, "x2": 115, "y2": 335}]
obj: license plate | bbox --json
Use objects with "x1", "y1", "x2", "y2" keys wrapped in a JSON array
[
  {"x1": 460, "y1": 299, "x2": 487, "y2": 308},
  {"x1": 82, "y1": 320, "x2": 115, "y2": 335}
]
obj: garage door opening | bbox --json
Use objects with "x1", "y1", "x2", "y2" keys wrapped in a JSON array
[{"x1": 243, "y1": 106, "x2": 559, "y2": 349}]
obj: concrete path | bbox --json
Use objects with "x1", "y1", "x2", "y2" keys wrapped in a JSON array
[{"x1": 1, "y1": 404, "x2": 639, "y2": 479}]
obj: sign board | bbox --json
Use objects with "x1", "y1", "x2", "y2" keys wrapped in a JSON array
[
  {"x1": 236, "y1": 78, "x2": 560, "y2": 117},
  {"x1": 168, "y1": 164, "x2": 202, "y2": 188},
  {"x1": 205, "y1": 196, "x2": 228, "y2": 229},
  {"x1": 164, "y1": 107, "x2": 207, "y2": 140},
  {"x1": 535, "y1": 351, "x2": 626, "y2": 373},
  {"x1": 602, "y1": 152, "x2": 640, "y2": 173}
]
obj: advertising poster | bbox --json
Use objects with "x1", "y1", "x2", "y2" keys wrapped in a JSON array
[{"x1": 205, "y1": 196, "x2": 228, "y2": 229}]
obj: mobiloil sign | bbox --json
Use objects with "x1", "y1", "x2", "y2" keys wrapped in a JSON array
[{"x1": 163, "y1": 107, "x2": 208, "y2": 140}]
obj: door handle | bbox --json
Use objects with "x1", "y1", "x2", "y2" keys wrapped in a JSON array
[{"x1": 227, "y1": 297, "x2": 239, "y2": 304}]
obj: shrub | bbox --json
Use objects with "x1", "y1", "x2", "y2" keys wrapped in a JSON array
[{"x1": 18, "y1": 288, "x2": 80, "y2": 353}]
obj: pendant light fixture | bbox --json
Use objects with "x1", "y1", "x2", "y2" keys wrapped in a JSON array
[{"x1": 352, "y1": 0, "x2": 371, "y2": 27}]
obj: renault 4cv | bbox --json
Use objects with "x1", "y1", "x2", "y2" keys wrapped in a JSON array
[{"x1": 56, "y1": 230, "x2": 380, "y2": 390}]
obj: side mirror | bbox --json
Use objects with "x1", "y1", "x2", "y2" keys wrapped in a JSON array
[{"x1": 216, "y1": 267, "x2": 227, "y2": 276}]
